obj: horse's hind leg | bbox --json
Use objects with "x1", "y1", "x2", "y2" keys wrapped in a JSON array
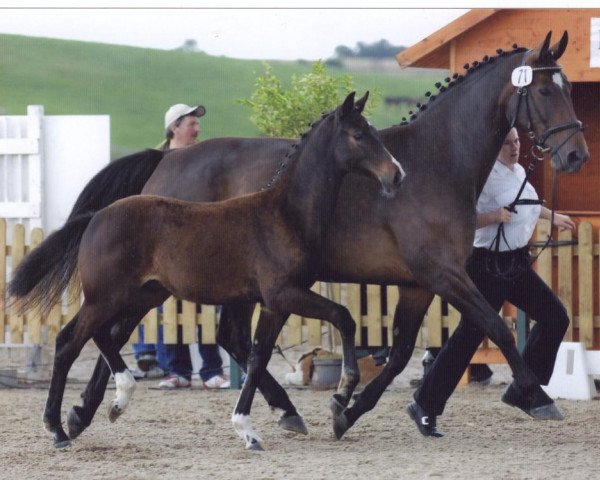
[
  {"x1": 334, "y1": 287, "x2": 433, "y2": 439},
  {"x1": 43, "y1": 304, "x2": 100, "y2": 448},
  {"x1": 92, "y1": 323, "x2": 137, "y2": 423},
  {"x1": 67, "y1": 315, "x2": 142, "y2": 439},
  {"x1": 67, "y1": 354, "x2": 111, "y2": 439},
  {"x1": 218, "y1": 304, "x2": 307, "y2": 435}
]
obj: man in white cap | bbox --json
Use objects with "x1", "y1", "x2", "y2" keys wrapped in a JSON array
[
  {"x1": 162, "y1": 103, "x2": 206, "y2": 150},
  {"x1": 132, "y1": 102, "x2": 231, "y2": 389}
]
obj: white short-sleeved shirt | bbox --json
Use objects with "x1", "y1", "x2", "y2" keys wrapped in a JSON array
[{"x1": 474, "y1": 160, "x2": 541, "y2": 251}]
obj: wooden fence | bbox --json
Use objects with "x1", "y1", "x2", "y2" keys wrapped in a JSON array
[{"x1": 1, "y1": 218, "x2": 599, "y2": 353}]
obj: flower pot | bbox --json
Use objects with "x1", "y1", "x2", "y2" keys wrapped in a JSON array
[{"x1": 311, "y1": 357, "x2": 342, "y2": 390}]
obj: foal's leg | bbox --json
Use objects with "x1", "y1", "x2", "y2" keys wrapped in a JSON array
[
  {"x1": 92, "y1": 323, "x2": 137, "y2": 423},
  {"x1": 231, "y1": 307, "x2": 288, "y2": 450},
  {"x1": 218, "y1": 304, "x2": 307, "y2": 435},
  {"x1": 270, "y1": 287, "x2": 360, "y2": 434},
  {"x1": 43, "y1": 303, "x2": 102, "y2": 448},
  {"x1": 333, "y1": 287, "x2": 433, "y2": 439},
  {"x1": 67, "y1": 313, "x2": 146, "y2": 439}
]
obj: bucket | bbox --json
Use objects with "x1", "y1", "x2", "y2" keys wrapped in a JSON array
[{"x1": 311, "y1": 357, "x2": 342, "y2": 390}]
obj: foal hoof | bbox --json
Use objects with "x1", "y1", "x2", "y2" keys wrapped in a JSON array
[
  {"x1": 67, "y1": 407, "x2": 87, "y2": 439},
  {"x1": 278, "y1": 414, "x2": 308, "y2": 435},
  {"x1": 245, "y1": 438, "x2": 264, "y2": 451},
  {"x1": 330, "y1": 396, "x2": 349, "y2": 440},
  {"x1": 52, "y1": 427, "x2": 72, "y2": 449},
  {"x1": 107, "y1": 402, "x2": 124, "y2": 423}
]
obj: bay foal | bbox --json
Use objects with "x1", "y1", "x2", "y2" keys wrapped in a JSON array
[{"x1": 36, "y1": 92, "x2": 404, "y2": 450}]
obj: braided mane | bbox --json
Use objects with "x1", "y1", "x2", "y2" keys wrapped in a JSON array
[
  {"x1": 397, "y1": 44, "x2": 529, "y2": 126},
  {"x1": 264, "y1": 109, "x2": 335, "y2": 189}
]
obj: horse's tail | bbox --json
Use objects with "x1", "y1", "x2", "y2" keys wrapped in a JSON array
[
  {"x1": 7, "y1": 148, "x2": 165, "y2": 313},
  {"x1": 7, "y1": 212, "x2": 95, "y2": 313}
]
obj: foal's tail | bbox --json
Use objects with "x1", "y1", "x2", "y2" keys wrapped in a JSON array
[{"x1": 7, "y1": 148, "x2": 165, "y2": 313}]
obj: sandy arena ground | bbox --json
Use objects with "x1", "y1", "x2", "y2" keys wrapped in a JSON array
[{"x1": 1, "y1": 343, "x2": 599, "y2": 480}]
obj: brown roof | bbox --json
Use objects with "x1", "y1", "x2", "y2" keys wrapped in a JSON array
[{"x1": 396, "y1": 9, "x2": 499, "y2": 69}]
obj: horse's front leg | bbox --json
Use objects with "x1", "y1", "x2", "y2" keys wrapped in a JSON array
[
  {"x1": 436, "y1": 267, "x2": 561, "y2": 419},
  {"x1": 334, "y1": 286, "x2": 433, "y2": 439},
  {"x1": 274, "y1": 286, "x2": 360, "y2": 434},
  {"x1": 231, "y1": 307, "x2": 287, "y2": 451},
  {"x1": 218, "y1": 304, "x2": 307, "y2": 435}
]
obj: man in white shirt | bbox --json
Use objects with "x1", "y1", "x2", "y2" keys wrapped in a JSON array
[{"x1": 407, "y1": 128, "x2": 575, "y2": 437}]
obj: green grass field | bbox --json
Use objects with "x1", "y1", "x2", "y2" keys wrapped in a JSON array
[{"x1": 0, "y1": 34, "x2": 442, "y2": 158}]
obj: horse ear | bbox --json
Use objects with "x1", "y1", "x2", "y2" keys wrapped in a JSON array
[
  {"x1": 534, "y1": 31, "x2": 553, "y2": 63},
  {"x1": 340, "y1": 91, "x2": 356, "y2": 118},
  {"x1": 549, "y1": 31, "x2": 568, "y2": 61},
  {"x1": 354, "y1": 91, "x2": 370, "y2": 114}
]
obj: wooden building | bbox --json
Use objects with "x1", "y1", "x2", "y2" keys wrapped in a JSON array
[{"x1": 396, "y1": 9, "x2": 600, "y2": 218}]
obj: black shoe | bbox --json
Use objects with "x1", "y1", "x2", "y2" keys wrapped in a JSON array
[{"x1": 406, "y1": 401, "x2": 443, "y2": 437}]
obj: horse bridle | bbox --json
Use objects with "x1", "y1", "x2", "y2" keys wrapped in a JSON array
[
  {"x1": 487, "y1": 62, "x2": 582, "y2": 279},
  {"x1": 509, "y1": 63, "x2": 583, "y2": 160}
]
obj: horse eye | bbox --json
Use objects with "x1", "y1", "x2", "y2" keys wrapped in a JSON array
[
  {"x1": 353, "y1": 133, "x2": 363, "y2": 140},
  {"x1": 539, "y1": 87, "x2": 551, "y2": 96}
]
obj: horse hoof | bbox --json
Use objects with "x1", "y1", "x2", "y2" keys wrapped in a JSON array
[
  {"x1": 330, "y1": 397, "x2": 349, "y2": 439},
  {"x1": 245, "y1": 439, "x2": 264, "y2": 451},
  {"x1": 52, "y1": 427, "x2": 72, "y2": 449},
  {"x1": 330, "y1": 395, "x2": 345, "y2": 416},
  {"x1": 278, "y1": 414, "x2": 308, "y2": 435},
  {"x1": 332, "y1": 410, "x2": 349, "y2": 440},
  {"x1": 107, "y1": 402, "x2": 123, "y2": 423},
  {"x1": 54, "y1": 438, "x2": 72, "y2": 449},
  {"x1": 529, "y1": 403, "x2": 564, "y2": 421},
  {"x1": 67, "y1": 407, "x2": 87, "y2": 439}
]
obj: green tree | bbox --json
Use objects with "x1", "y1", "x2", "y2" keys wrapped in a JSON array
[{"x1": 239, "y1": 60, "x2": 379, "y2": 138}]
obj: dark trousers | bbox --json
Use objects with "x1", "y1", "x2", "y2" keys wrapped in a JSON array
[{"x1": 415, "y1": 247, "x2": 569, "y2": 416}]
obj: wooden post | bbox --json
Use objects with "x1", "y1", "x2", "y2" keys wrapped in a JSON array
[
  {"x1": 578, "y1": 222, "x2": 593, "y2": 347},
  {"x1": 9, "y1": 223, "x2": 25, "y2": 343},
  {"x1": 25, "y1": 227, "x2": 44, "y2": 344},
  {"x1": 181, "y1": 300, "x2": 196, "y2": 344},
  {"x1": 162, "y1": 296, "x2": 178, "y2": 344},
  {"x1": 557, "y1": 228, "x2": 573, "y2": 340},
  {"x1": 365, "y1": 284, "x2": 382, "y2": 346}
]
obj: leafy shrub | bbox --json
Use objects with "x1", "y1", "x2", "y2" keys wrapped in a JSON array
[{"x1": 239, "y1": 60, "x2": 379, "y2": 138}]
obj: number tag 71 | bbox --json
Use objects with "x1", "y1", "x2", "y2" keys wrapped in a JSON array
[{"x1": 511, "y1": 66, "x2": 533, "y2": 87}]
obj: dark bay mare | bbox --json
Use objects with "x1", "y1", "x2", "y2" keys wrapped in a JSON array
[
  {"x1": 10, "y1": 32, "x2": 588, "y2": 443},
  {"x1": 10, "y1": 92, "x2": 403, "y2": 450}
]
